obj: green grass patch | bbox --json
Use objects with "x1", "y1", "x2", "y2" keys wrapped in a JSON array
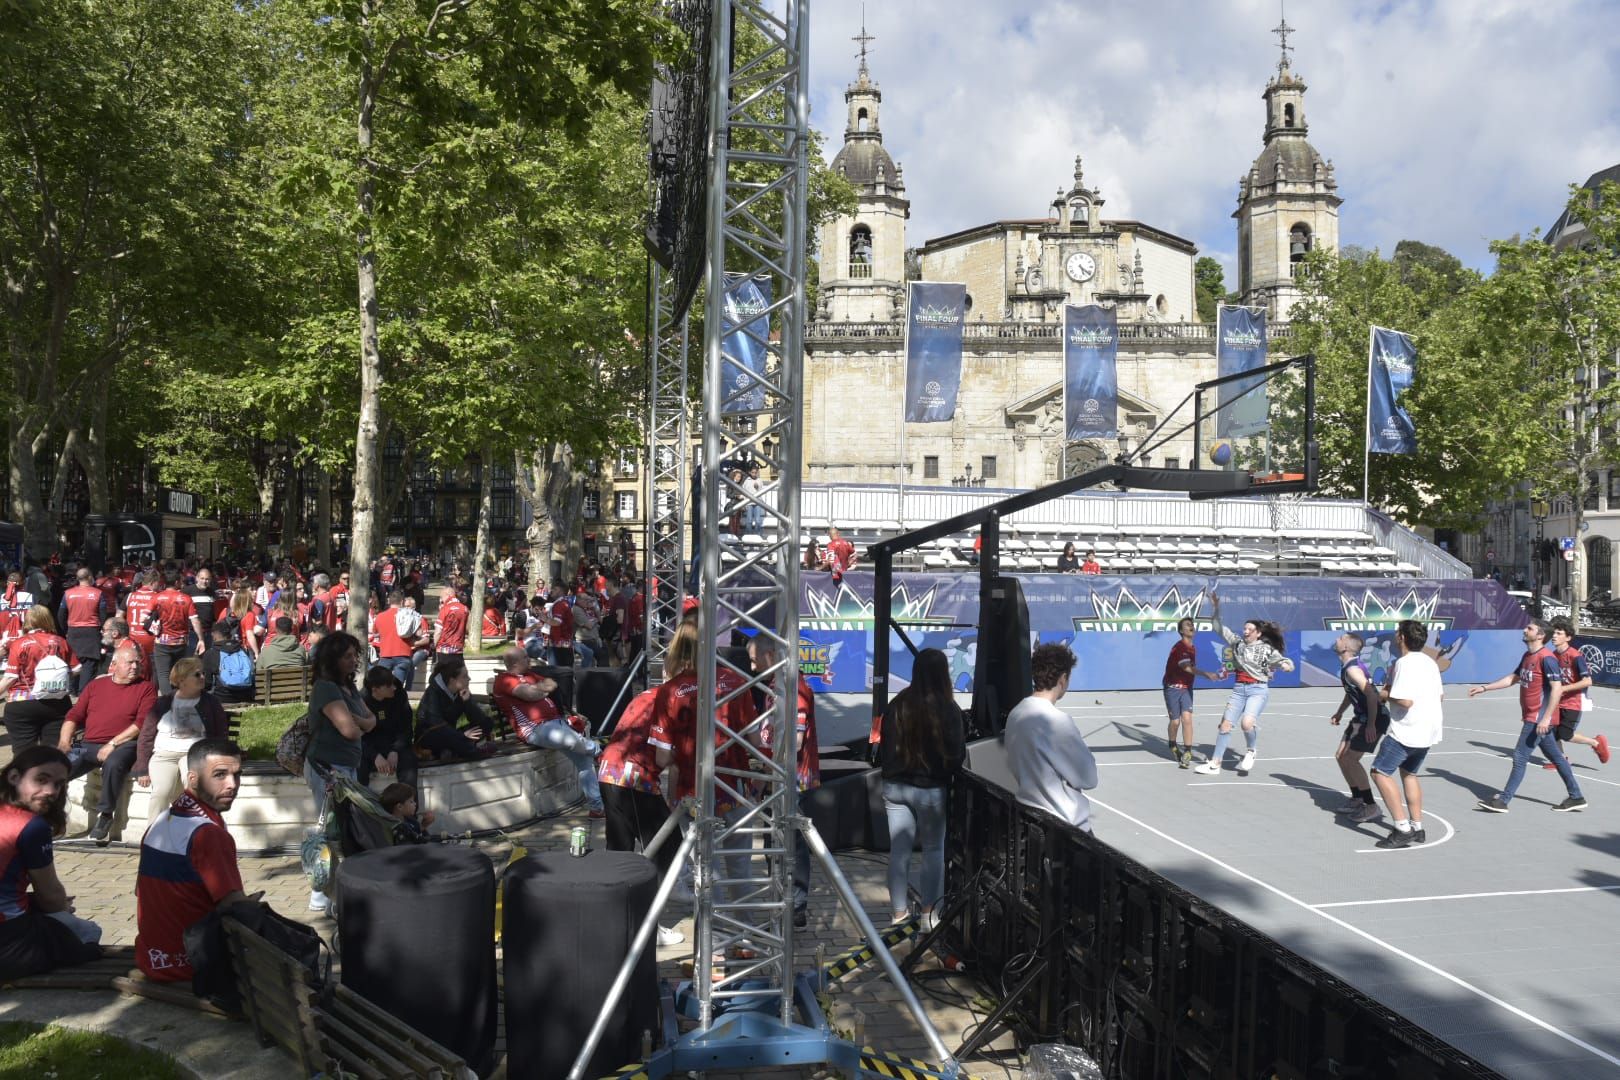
[
  {"x1": 232, "y1": 702, "x2": 306, "y2": 760},
  {"x1": 0, "y1": 1022, "x2": 186, "y2": 1079}
]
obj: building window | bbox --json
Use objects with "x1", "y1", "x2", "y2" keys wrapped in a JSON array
[
  {"x1": 981, "y1": 455, "x2": 997, "y2": 480},
  {"x1": 857, "y1": 107, "x2": 869, "y2": 132},
  {"x1": 654, "y1": 490, "x2": 675, "y2": 517},
  {"x1": 1284, "y1": 103, "x2": 1295, "y2": 127},
  {"x1": 1290, "y1": 224, "x2": 1312, "y2": 277},
  {"x1": 1164, "y1": 457, "x2": 1180, "y2": 470},
  {"x1": 1586, "y1": 471, "x2": 1602, "y2": 511},
  {"x1": 582, "y1": 488, "x2": 600, "y2": 519},
  {"x1": 616, "y1": 448, "x2": 637, "y2": 476},
  {"x1": 411, "y1": 495, "x2": 433, "y2": 525},
  {"x1": 849, "y1": 225, "x2": 873, "y2": 279},
  {"x1": 923, "y1": 456, "x2": 939, "y2": 479},
  {"x1": 492, "y1": 493, "x2": 515, "y2": 528},
  {"x1": 616, "y1": 491, "x2": 637, "y2": 519},
  {"x1": 1591, "y1": 537, "x2": 1613, "y2": 594},
  {"x1": 655, "y1": 446, "x2": 676, "y2": 471}
]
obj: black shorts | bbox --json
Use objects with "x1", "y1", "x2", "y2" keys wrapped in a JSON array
[
  {"x1": 1556, "y1": 710, "x2": 1581, "y2": 741},
  {"x1": 1341, "y1": 711, "x2": 1390, "y2": 754}
]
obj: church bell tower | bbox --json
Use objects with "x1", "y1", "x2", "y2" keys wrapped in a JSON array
[
  {"x1": 818, "y1": 23, "x2": 909, "y2": 322},
  {"x1": 1233, "y1": 15, "x2": 1341, "y2": 320}
]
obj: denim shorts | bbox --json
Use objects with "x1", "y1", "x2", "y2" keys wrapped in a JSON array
[
  {"x1": 1370, "y1": 735, "x2": 1429, "y2": 777},
  {"x1": 1163, "y1": 686, "x2": 1194, "y2": 719}
]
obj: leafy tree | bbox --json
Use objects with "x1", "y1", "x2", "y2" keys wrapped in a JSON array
[
  {"x1": 1393, "y1": 239, "x2": 1468, "y2": 299},
  {"x1": 1194, "y1": 256, "x2": 1232, "y2": 323}
]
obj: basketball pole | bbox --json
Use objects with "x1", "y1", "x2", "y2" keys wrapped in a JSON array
[{"x1": 1362, "y1": 325, "x2": 1374, "y2": 507}]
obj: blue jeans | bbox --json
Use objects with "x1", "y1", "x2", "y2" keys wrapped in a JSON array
[
  {"x1": 882, "y1": 780, "x2": 947, "y2": 917},
  {"x1": 1211, "y1": 682, "x2": 1269, "y2": 762},
  {"x1": 525, "y1": 719, "x2": 602, "y2": 810},
  {"x1": 378, "y1": 655, "x2": 414, "y2": 693},
  {"x1": 575, "y1": 641, "x2": 595, "y2": 669},
  {"x1": 1502, "y1": 723, "x2": 1582, "y2": 803}
]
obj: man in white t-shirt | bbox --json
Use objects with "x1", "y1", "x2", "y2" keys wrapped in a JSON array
[
  {"x1": 1370, "y1": 619, "x2": 1444, "y2": 849},
  {"x1": 1004, "y1": 644, "x2": 1098, "y2": 832}
]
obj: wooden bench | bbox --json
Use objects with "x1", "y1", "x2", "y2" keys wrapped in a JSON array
[
  {"x1": 225, "y1": 919, "x2": 471, "y2": 1079},
  {"x1": 256, "y1": 665, "x2": 311, "y2": 705}
]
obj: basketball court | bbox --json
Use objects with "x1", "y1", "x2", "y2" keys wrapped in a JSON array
[{"x1": 1060, "y1": 684, "x2": 1620, "y2": 1077}]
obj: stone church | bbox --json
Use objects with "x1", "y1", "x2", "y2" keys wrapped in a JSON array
[{"x1": 804, "y1": 30, "x2": 1341, "y2": 491}]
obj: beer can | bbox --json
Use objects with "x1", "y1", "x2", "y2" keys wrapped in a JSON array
[{"x1": 570, "y1": 826, "x2": 588, "y2": 857}]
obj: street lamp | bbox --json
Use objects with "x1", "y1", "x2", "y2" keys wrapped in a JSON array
[{"x1": 1531, "y1": 497, "x2": 1551, "y2": 617}]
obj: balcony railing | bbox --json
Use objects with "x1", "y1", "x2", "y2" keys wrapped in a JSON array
[
  {"x1": 848, "y1": 262, "x2": 873, "y2": 279},
  {"x1": 806, "y1": 319, "x2": 1294, "y2": 345}
]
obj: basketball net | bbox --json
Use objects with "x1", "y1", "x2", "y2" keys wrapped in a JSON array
[{"x1": 1266, "y1": 489, "x2": 1305, "y2": 532}]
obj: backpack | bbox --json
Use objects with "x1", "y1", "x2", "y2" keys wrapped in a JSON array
[
  {"x1": 276, "y1": 711, "x2": 312, "y2": 776},
  {"x1": 32, "y1": 654, "x2": 71, "y2": 699},
  {"x1": 218, "y1": 647, "x2": 254, "y2": 689}
]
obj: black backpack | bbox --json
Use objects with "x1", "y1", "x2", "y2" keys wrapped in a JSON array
[{"x1": 184, "y1": 900, "x2": 331, "y2": 1012}]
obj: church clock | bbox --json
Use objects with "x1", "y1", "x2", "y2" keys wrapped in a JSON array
[{"x1": 1064, "y1": 251, "x2": 1096, "y2": 282}]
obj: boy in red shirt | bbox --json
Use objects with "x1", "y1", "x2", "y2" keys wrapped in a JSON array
[
  {"x1": 1163, "y1": 616, "x2": 1221, "y2": 768},
  {"x1": 1471, "y1": 618, "x2": 1586, "y2": 813}
]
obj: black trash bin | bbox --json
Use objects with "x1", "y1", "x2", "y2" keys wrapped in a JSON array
[
  {"x1": 337, "y1": 845, "x2": 497, "y2": 1077},
  {"x1": 503, "y1": 849, "x2": 661, "y2": 1078}
]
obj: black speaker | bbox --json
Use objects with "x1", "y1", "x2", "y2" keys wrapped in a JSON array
[
  {"x1": 576, "y1": 666, "x2": 632, "y2": 735},
  {"x1": 531, "y1": 664, "x2": 574, "y2": 713},
  {"x1": 970, "y1": 575, "x2": 1031, "y2": 738}
]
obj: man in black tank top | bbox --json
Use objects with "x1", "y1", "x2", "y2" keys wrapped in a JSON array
[{"x1": 1329, "y1": 633, "x2": 1390, "y2": 824}]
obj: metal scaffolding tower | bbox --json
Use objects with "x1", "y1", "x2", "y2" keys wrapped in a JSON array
[{"x1": 643, "y1": 264, "x2": 691, "y2": 684}]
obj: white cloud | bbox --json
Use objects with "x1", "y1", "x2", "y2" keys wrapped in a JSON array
[{"x1": 808, "y1": 0, "x2": 1620, "y2": 285}]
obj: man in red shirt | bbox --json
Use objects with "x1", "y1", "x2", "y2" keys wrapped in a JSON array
[
  {"x1": 59, "y1": 568, "x2": 109, "y2": 695},
  {"x1": 547, "y1": 583, "x2": 576, "y2": 668},
  {"x1": 1471, "y1": 618, "x2": 1585, "y2": 813},
  {"x1": 434, "y1": 584, "x2": 469, "y2": 667},
  {"x1": 824, "y1": 526, "x2": 856, "y2": 582},
  {"x1": 373, "y1": 590, "x2": 423, "y2": 691},
  {"x1": 149, "y1": 568, "x2": 204, "y2": 696},
  {"x1": 328, "y1": 571, "x2": 351, "y2": 631},
  {"x1": 1163, "y1": 617, "x2": 1220, "y2": 768},
  {"x1": 59, "y1": 644, "x2": 156, "y2": 844},
  {"x1": 621, "y1": 583, "x2": 645, "y2": 665},
  {"x1": 124, "y1": 571, "x2": 159, "y2": 662},
  {"x1": 135, "y1": 738, "x2": 255, "y2": 983},
  {"x1": 491, "y1": 647, "x2": 602, "y2": 815}
]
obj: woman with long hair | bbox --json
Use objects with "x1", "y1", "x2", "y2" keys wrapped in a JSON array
[
  {"x1": 227, "y1": 587, "x2": 261, "y2": 658},
  {"x1": 1194, "y1": 593, "x2": 1294, "y2": 776},
  {"x1": 303, "y1": 631, "x2": 376, "y2": 912},
  {"x1": 0, "y1": 745, "x2": 102, "y2": 979},
  {"x1": 878, "y1": 648, "x2": 966, "y2": 926}
]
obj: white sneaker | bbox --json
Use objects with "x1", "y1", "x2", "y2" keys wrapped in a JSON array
[
  {"x1": 1238, "y1": 751, "x2": 1256, "y2": 772},
  {"x1": 308, "y1": 890, "x2": 330, "y2": 913},
  {"x1": 657, "y1": 924, "x2": 685, "y2": 946},
  {"x1": 1192, "y1": 761, "x2": 1221, "y2": 776}
]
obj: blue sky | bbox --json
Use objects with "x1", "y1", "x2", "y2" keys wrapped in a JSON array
[{"x1": 807, "y1": 0, "x2": 1620, "y2": 285}]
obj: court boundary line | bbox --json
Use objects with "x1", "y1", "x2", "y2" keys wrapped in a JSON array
[
  {"x1": 1088, "y1": 794, "x2": 1620, "y2": 1070},
  {"x1": 1314, "y1": 885, "x2": 1620, "y2": 909}
]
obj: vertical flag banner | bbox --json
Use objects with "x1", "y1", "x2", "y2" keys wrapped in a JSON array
[
  {"x1": 902, "y1": 282, "x2": 967, "y2": 422},
  {"x1": 1368, "y1": 326, "x2": 1418, "y2": 454},
  {"x1": 721, "y1": 274, "x2": 771, "y2": 415},
  {"x1": 1216, "y1": 305, "x2": 1269, "y2": 438},
  {"x1": 1062, "y1": 305, "x2": 1119, "y2": 441}
]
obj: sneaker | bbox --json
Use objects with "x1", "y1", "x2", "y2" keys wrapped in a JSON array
[
  {"x1": 919, "y1": 910, "x2": 939, "y2": 934},
  {"x1": 1375, "y1": 829, "x2": 1414, "y2": 849},
  {"x1": 89, "y1": 813, "x2": 113, "y2": 846},
  {"x1": 1351, "y1": 802, "x2": 1382, "y2": 824},
  {"x1": 308, "y1": 891, "x2": 331, "y2": 912},
  {"x1": 1237, "y1": 751, "x2": 1256, "y2": 773},
  {"x1": 657, "y1": 924, "x2": 685, "y2": 946},
  {"x1": 1178, "y1": 750, "x2": 1192, "y2": 770},
  {"x1": 1552, "y1": 797, "x2": 1589, "y2": 812},
  {"x1": 587, "y1": 808, "x2": 606, "y2": 819},
  {"x1": 1334, "y1": 797, "x2": 1363, "y2": 815},
  {"x1": 1408, "y1": 826, "x2": 1427, "y2": 844},
  {"x1": 793, "y1": 905, "x2": 808, "y2": 930},
  {"x1": 1596, "y1": 734, "x2": 1611, "y2": 765},
  {"x1": 1192, "y1": 761, "x2": 1222, "y2": 776},
  {"x1": 1477, "y1": 795, "x2": 1510, "y2": 814}
]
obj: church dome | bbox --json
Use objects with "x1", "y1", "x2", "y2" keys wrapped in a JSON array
[
  {"x1": 1250, "y1": 137, "x2": 1327, "y2": 183},
  {"x1": 832, "y1": 138, "x2": 899, "y2": 189}
]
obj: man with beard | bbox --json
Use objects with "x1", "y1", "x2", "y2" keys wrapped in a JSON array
[{"x1": 134, "y1": 738, "x2": 256, "y2": 983}]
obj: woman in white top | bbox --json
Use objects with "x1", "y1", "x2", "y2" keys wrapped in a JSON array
[
  {"x1": 134, "y1": 656, "x2": 229, "y2": 814},
  {"x1": 1193, "y1": 594, "x2": 1294, "y2": 776}
]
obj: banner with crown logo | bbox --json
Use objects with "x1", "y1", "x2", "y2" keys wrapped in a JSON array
[
  {"x1": 1367, "y1": 326, "x2": 1418, "y2": 454},
  {"x1": 1216, "y1": 305, "x2": 1269, "y2": 438},
  {"x1": 1063, "y1": 304, "x2": 1119, "y2": 442},
  {"x1": 721, "y1": 274, "x2": 772, "y2": 415},
  {"x1": 902, "y1": 282, "x2": 966, "y2": 422}
]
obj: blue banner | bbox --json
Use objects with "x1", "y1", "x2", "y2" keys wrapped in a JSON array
[
  {"x1": 797, "y1": 571, "x2": 1530, "y2": 694},
  {"x1": 721, "y1": 275, "x2": 771, "y2": 414},
  {"x1": 1368, "y1": 326, "x2": 1417, "y2": 454},
  {"x1": 1216, "y1": 306, "x2": 1268, "y2": 438},
  {"x1": 1063, "y1": 305, "x2": 1118, "y2": 441},
  {"x1": 902, "y1": 282, "x2": 966, "y2": 423}
]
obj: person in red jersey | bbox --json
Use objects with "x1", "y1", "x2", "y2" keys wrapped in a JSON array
[
  {"x1": 622, "y1": 583, "x2": 646, "y2": 666},
  {"x1": 0, "y1": 746, "x2": 103, "y2": 981},
  {"x1": 433, "y1": 584, "x2": 469, "y2": 667},
  {"x1": 597, "y1": 685, "x2": 685, "y2": 946},
  {"x1": 1080, "y1": 550, "x2": 1103, "y2": 575},
  {"x1": 492, "y1": 646, "x2": 603, "y2": 815},
  {"x1": 547, "y1": 583, "x2": 575, "y2": 668},
  {"x1": 123, "y1": 571, "x2": 160, "y2": 665},
  {"x1": 1472, "y1": 617, "x2": 1586, "y2": 813},
  {"x1": 59, "y1": 567, "x2": 110, "y2": 695},
  {"x1": 135, "y1": 738, "x2": 256, "y2": 983},
  {"x1": 0, "y1": 606, "x2": 77, "y2": 751},
  {"x1": 823, "y1": 525, "x2": 857, "y2": 582},
  {"x1": 1163, "y1": 617, "x2": 1222, "y2": 769},
  {"x1": 150, "y1": 567, "x2": 204, "y2": 696},
  {"x1": 0, "y1": 571, "x2": 36, "y2": 649},
  {"x1": 94, "y1": 570, "x2": 122, "y2": 614},
  {"x1": 373, "y1": 590, "x2": 424, "y2": 692},
  {"x1": 1548, "y1": 615, "x2": 1609, "y2": 766}
]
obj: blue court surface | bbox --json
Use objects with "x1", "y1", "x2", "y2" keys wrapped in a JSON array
[{"x1": 1060, "y1": 685, "x2": 1620, "y2": 1078}]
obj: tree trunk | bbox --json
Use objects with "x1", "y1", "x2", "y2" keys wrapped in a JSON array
[
  {"x1": 8, "y1": 420, "x2": 56, "y2": 559},
  {"x1": 281, "y1": 464, "x2": 300, "y2": 562},
  {"x1": 253, "y1": 455, "x2": 278, "y2": 561},
  {"x1": 515, "y1": 443, "x2": 584, "y2": 587},
  {"x1": 316, "y1": 467, "x2": 332, "y2": 569},
  {"x1": 79, "y1": 380, "x2": 111, "y2": 515},
  {"x1": 468, "y1": 444, "x2": 495, "y2": 650},
  {"x1": 346, "y1": 13, "x2": 383, "y2": 639}
]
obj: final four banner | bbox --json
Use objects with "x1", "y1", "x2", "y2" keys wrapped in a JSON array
[
  {"x1": 1062, "y1": 305, "x2": 1118, "y2": 441},
  {"x1": 902, "y1": 282, "x2": 967, "y2": 422},
  {"x1": 721, "y1": 274, "x2": 771, "y2": 415},
  {"x1": 1368, "y1": 326, "x2": 1418, "y2": 454},
  {"x1": 1216, "y1": 305, "x2": 1268, "y2": 438}
]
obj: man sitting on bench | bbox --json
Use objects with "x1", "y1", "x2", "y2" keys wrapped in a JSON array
[{"x1": 59, "y1": 642, "x2": 157, "y2": 844}]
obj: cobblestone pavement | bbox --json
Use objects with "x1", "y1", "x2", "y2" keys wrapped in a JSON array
[{"x1": 48, "y1": 802, "x2": 1024, "y2": 1079}]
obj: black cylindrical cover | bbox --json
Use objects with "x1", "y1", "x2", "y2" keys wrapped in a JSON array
[
  {"x1": 338, "y1": 845, "x2": 497, "y2": 1077},
  {"x1": 503, "y1": 850, "x2": 660, "y2": 1078}
]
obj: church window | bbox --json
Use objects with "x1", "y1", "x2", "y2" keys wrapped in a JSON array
[
  {"x1": 849, "y1": 225, "x2": 873, "y2": 278},
  {"x1": 1289, "y1": 224, "x2": 1312, "y2": 276},
  {"x1": 857, "y1": 107, "x2": 869, "y2": 132},
  {"x1": 1284, "y1": 103, "x2": 1295, "y2": 127},
  {"x1": 981, "y1": 455, "x2": 997, "y2": 480},
  {"x1": 1155, "y1": 294, "x2": 1169, "y2": 316},
  {"x1": 923, "y1": 456, "x2": 939, "y2": 479},
  {"x1": 963, "y1": 294, "x2": 973, "y2": 312}
]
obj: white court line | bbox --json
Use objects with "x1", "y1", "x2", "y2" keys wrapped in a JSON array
[
  {"x1": 1087, "y1": 794, "x2": 1620, "y2": 1070},
  {"x1": 1096, "y1": 750, "x2": 1482, "y2": 768},
  {"x1": 1175, "y1": 776, "x2": 1458, "y2": 853},
  {"x1": 1354, "y1": 811, "x2": 1455, "y2": 854},
  {"x1": 1314, "y1": 885, "x2": 1620, "y2": 909}
]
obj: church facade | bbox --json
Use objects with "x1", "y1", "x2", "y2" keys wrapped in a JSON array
[{"x1": 804, "y1": 33, "x2": 1339, "y2": 493}]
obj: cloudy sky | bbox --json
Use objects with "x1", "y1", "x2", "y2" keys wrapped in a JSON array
[{"x1": 806, "y1": 0, "x2": 1620, "y2": 284}]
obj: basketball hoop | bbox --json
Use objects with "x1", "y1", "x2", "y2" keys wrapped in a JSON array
[{"x1": 1266, "y1": 489, "x2": 1306, "y2": 531}]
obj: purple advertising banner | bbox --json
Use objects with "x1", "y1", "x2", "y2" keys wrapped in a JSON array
[{"x1": 797, "y1": 571, "x2": 1530, "y2": 695}]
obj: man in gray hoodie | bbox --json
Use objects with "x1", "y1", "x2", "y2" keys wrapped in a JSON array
[{"x1": 1004, "y1": 643, "x2": 1099, "y2": 832}]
